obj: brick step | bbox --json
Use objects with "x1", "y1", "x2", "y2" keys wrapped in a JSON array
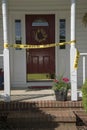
[
  {"x1": 0, "y1": 101, "x2": 83, "y2": 111},
  {"x1": 1, "y1": 111, "x2": 77, "y2": 130},
  {"x1": 0, "y1": 111, "x2": 77, "y2": 130},
  {"x1": 75, "y1": 110, "x2": 87, "y2": 126},
  {"x1": 0, "y1": 110, "x2": 76, "y2": 123},
  {"x1": 0, "y1": 120, "x2": 77, "y2": 130},
  {"x1": 6, "y1": 110, "x2": 76, "y2": 122},
  {"x1": 0, "y1": 101, "x2": 84, "y2": 130},
  {"x1": 6, "y1": 121, "x2": 77, "y2": 130}
]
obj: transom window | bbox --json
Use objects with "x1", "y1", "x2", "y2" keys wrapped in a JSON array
[{"x1": 32, "y1": 19, "x2": 49, "y2": 26}]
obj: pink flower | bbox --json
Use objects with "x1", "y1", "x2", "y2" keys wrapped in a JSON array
[
  {"x1": 54, "y1": 79, "x2": 59, "y2": 83},
  {"x1": 62, "y1": 77, "x2": 69, "y2": 83}
]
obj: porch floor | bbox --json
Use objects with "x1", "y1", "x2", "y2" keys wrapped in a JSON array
[
  {"x1": 0, "y1": 88, "x2": 73, "y2": 101},
  {"x1": 0, "y1": 88, "x2": 55, "y2": 101},
  {"x1": 0, "y1": 87, "x2": 82, "y2": 102}
]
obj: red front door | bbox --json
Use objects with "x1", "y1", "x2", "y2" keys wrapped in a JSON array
[{"x1": 26, "y1": 15, "x2": 55, "y2": 80}]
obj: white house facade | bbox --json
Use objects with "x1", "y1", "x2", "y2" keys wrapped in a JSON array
[{"x1": 0, "y1": 0, "x2": 87, "y2": 101}]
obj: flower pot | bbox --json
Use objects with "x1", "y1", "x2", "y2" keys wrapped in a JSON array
[{"x1": 55, "y1": 89, "x2": 68, "y2": 101}]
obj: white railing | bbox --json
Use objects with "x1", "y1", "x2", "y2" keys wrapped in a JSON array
[{"x1": 80, "y1": 53, "x2": 87, "y2": 84}]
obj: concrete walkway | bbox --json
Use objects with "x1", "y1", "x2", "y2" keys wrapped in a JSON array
[
  {"x1": 0, "y1": 88, "x2": 56, "y2": 101},
  {"x1": 11, "y1": 88, "x2": 56, "y2": 101}
]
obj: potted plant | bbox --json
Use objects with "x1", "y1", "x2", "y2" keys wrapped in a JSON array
[
  {"x1": 52, "y1": 76, "x2": 70, "y2": 101},
  {"x1": 81, "y1": 80, "x2": 87, "y2": 112}
]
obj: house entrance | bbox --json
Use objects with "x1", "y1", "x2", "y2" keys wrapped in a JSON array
[{"x1": 25, "y1": 15, "x2": 55, "y2": 81}]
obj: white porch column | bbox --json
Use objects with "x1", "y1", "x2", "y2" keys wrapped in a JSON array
[
  {"x1": 2, "y1": 0, "x2": 11, "y2": 101},
  {"x1": 70, "y1": 0, "x2": 77, "y2": 101}
]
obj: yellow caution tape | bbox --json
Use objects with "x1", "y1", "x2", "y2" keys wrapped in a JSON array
[
  {"x1": 74, "y1": 49, "x2": 80, "y2": 69},
  {"x1": 4, "y1": 40, "x2": 80, "y2": 69},
  {"x1": 4, "y1": 40, "x2": 76, "y2": 49},
  {"x1": 4, "y1": 43, "x2": 9, "y2": 48}
]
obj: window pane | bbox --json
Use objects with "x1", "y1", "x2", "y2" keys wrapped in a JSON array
[
  {"x1": 15, "y1": 20, "x2": 21, "y2": 41},
  {"x1": 15, "y1": 20, "x2": 22, "y2": 50},
  {"x1": 59, "y1": 19, "x2": 66, "y2": 49},
  {"x1": 60, "y1": 30, "x2": 65, "y2": 39},
  {"x1": 60, "y1": 19, "x2": 65, "y2": 29},
  {"x1": 32, "y1": 19, "x2": 49, "y2": 26}
]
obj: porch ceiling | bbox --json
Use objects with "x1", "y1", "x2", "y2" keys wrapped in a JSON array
[{"x1": 7, "y1": 0, "x2": 87, "y2": 11}]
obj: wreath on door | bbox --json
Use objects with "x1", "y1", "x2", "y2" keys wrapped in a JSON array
[{"x1": 35, "y1": 28, "x2": 47, "y2": 43}]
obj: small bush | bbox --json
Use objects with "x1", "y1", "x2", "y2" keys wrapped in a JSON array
[{"x1": 81, "y1": 80, "x2": 87, "y2": 112}]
